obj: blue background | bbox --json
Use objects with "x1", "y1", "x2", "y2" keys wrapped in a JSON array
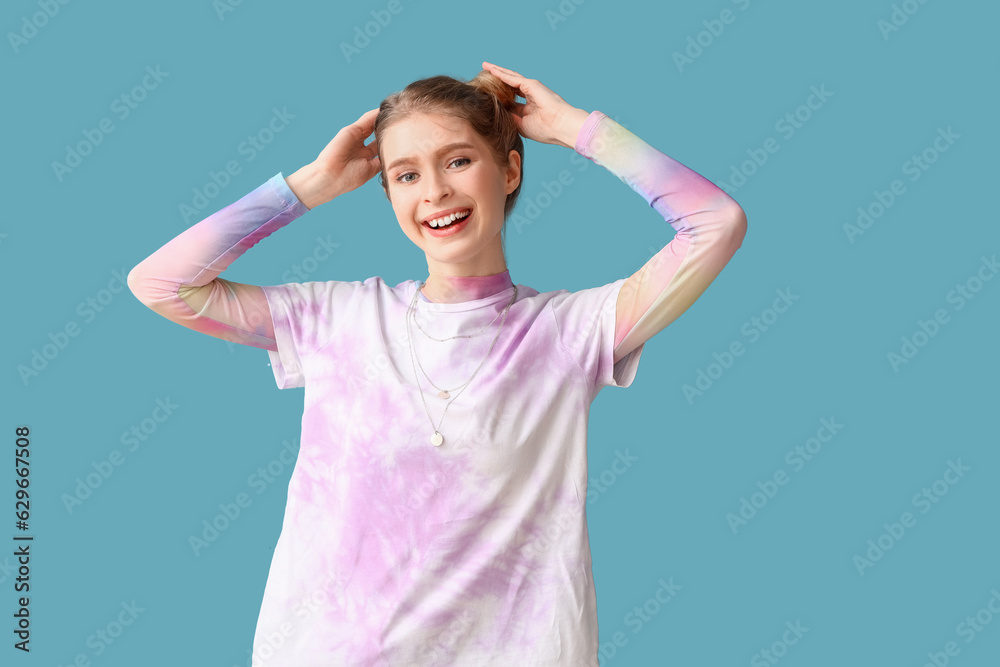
[{"x1": 4, "y1": 0, "x2": 998, "y2": 665}]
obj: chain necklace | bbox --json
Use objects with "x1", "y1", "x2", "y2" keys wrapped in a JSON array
[
  {"x1": 406, "y1": 282, "x2": 518, "y2": 447},
  {"x1": 410, "y1": 282, "x2": 507, "y2": 391},
  {"x1": 412, "y1": 284, "x2": 507, "y2": 342}
]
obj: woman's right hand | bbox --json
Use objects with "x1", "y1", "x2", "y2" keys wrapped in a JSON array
[{"x1": 287, "y1": 107, "x2": 381, "y2": 209}]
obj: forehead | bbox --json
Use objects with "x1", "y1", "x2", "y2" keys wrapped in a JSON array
[{"x1": 382, "y1": 112, "x2": 485, "y2": 164}]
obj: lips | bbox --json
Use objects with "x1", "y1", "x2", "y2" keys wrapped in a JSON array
[
  {"x1": 423, "y1": 207, "x2": 472, "y2": 226},
  {"x1": 423, "y1": 209, "x2": 472, "y2": 237}
]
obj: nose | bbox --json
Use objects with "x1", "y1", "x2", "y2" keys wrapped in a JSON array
[{"x1": 423, "y1": 169, "x2": 452, "y2": 202}]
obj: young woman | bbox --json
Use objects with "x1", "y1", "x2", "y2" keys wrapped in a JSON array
[{"x1": 128, "y1": 60, "x2": 747, "y2": 666}]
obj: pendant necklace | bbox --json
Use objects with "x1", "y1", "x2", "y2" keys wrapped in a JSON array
[{"x1": 406, "y1": 282, "x2": 518, "y2": 447}]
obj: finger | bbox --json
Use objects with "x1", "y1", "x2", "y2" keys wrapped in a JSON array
[
  {"x1": 487, "y1": 65, "x2": 525, "y2": 82},
  {"x1": 352, "y1": 108, "x2": 380, "y2": 137},
  {"x1": 483, "y1": 63, "x2": 536, "y2": 108},
  {"x1": 486, "y1": 68, "x2": 531, "y2": 98},
  {"x1": 483, "y1": 61, "x2": 525, "y2": 80},
  {"x1": 483, "y1": 61, "x2": 520, "y2": 74}
]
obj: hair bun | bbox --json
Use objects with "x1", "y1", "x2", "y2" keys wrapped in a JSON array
[{"x1": 470, "y1": 70, "x2": 518, "y2": 112}]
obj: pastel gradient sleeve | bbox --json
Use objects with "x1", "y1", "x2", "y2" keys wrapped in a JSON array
[
  {"x1": 126, "y1": 174, "x2": 309, "y2": 350},
  {"x1": 574, "y1": 111, "x2": 748, "y2": 363}
]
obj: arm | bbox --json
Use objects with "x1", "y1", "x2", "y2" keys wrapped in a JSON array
[
  {"x1": 571, "y1": 111, "x2": 748, "y2": 364},
  {"x1": 126, "y1": 166, "x2": 319, "y2": 350},
  {"x1": 126, "y1": 108, "x2": 381, "y2": 352},
  {"x1": 474, "y1": 63, "x2": 744, "y2": 367}
]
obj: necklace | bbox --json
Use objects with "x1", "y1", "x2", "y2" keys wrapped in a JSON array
[
  {"x1": 406, "y1": 282, "x2": 518, "y2": 447},
  {"x1": 413, "y1": 285, "x2": 507, "y2": 342},
  {"x1": 410, "y1": 282, "x2": 508, "y2": 392}
]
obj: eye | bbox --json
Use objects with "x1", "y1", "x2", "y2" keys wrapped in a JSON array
[{"x1": 393, "y1": 157, "x2": 471, "y2": 184}]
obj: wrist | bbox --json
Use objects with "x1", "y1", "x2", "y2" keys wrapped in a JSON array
[
  {"x1": 286, "y1": 163, "x2": 339, "y2": 210},
  {"x1": 557, "y1": 107, "x2": 592, "y2": 149}
]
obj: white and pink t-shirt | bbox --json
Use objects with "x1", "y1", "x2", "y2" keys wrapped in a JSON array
[
  {"x1": 256, "y1": 272, "x2": 640, "y2": 664},
  {"x1": 127, "y1": 110, "x2": 746, "y2": 665}
]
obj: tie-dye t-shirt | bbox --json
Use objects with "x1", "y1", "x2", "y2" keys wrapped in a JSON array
[
  {"x1": 255, "y1": 271, "x2": 640, "y2": 665},
  {"x1": 127, "y1": 109, "x2": 747, "y2": 665}
]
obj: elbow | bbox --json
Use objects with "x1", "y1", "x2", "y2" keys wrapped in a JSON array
[
  {"x1": 126, "y1": 263, "x2": 169, "y2": 307},
  {"x1": 727, "y1": 201, "x2": 748, "y2": 229},
  {"x1": 126, "y1": 266, "x2": 138, "y2": 293},
  {"x1": 720, "y1": 202, "x2": 748, "y2": 250},
  {"x1": 126, "y1": 265, "x2": 147, "y2": 303}
]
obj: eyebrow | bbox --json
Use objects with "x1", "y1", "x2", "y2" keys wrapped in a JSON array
[{"x1": 385, "y1": 142, "x2": 479, "y2": 172}]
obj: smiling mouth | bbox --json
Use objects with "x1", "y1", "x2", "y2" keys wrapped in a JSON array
[{"x1": 423, "y1": 208, "x2": 472, "y2": 230}]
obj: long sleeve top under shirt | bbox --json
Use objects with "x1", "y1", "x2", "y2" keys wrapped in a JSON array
[
  {"x1": 127, "y1": 111, "x2": 747, "y2": 365},
  {"x1": 127, "y1": 111, "x2": 746, "y2": 664}
]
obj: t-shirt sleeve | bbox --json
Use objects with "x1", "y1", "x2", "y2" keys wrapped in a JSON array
[
  {"x1": 260, "y1": 280, "x2": 355, "y2": 390},
  {"x1": 547, "y1": 278, "x2": 644, "y2": 395}
]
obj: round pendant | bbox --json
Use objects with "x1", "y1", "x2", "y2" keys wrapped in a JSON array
[
  {"x1": 431, "y1": 432, "x2": 444, "y2": 447},
  {"x1": 438, "y1": 390, "x2": 450, "y2": 399}
]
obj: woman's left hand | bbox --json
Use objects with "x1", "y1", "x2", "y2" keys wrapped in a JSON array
[{"x1": 481, "y1": 61, "x2": 590, "y2": 149}]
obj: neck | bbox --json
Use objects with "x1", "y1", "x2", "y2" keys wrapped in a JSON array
[{"x1": 420, "y1": 269, "x2": 513, "y2": 303}]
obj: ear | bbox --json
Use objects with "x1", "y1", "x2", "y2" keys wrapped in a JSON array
[{"x1": 505, "y1": 149, "x2": 521, "y2": 194}]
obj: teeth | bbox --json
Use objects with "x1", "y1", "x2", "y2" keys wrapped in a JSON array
[{"x1": 427, "y1": 209, "x2": 470, "y2": 228}]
